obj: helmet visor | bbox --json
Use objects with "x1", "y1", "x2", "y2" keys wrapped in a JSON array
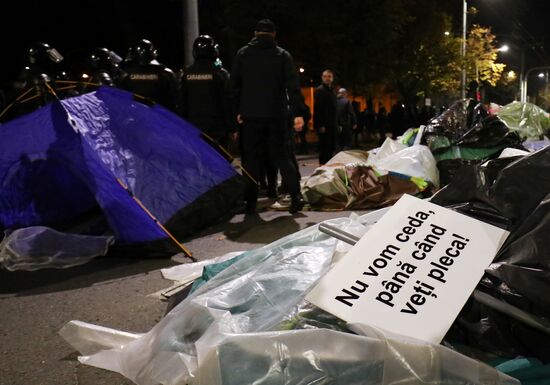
[
  {"x1": 108, "y1": 51, "x2": 123, "y2": 65},
  {"x1": 46, "y1": 47, "x2": 64, "y2": 63}
]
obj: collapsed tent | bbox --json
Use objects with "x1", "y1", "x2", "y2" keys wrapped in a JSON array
[
  {"x1": 301, "y1": 138, "x2": 438, "y2": 211},
  {"x1": 0, "y1": 86, "x2": 244, "y2": 257}
]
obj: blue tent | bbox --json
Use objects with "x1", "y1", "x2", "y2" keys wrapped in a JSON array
[{"x1": 0, "y1": 86, "x2": 244, "y2": 257}]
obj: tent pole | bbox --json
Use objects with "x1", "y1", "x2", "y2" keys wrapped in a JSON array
[
  {"x1": 116, "y1": 179, "x2": 195, "y2": 261},
  {"x1": 0, "y1": 87, "x2": 36, "y2": 120}
]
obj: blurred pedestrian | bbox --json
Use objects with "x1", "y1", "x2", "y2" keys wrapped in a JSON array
[
  {"x1": 389, "y1": 100, "x2": 406, "y2": 138},
  {"x1": 351, "y1": 100, "x2": 362, "y2": 147},
  {"x1": 361, "y1": 99, "x2": 376, "y2": 145},
  {"x1": 230, "y1": 19, "x2": 306, "y2": 214},
  {"x1": 336, "y1": 87, "x2": 356, "y2": 150},
  {"x1": 375, "y1": 103, "x2": 389, "y2": 144},
  {"x1": 314, "y1": 69, "x2": 338, "y2": 164}
]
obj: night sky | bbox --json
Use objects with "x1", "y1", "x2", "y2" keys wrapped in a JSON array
[
  {"x1": 3, "y1": 0, "x2": 550, "y2": 91},
  {"x1": 468, "y1": 0, "x2": 550, "y2": 71},
  {"x1": 2, "y1": 0, "x2": 185, "y2": 87}
]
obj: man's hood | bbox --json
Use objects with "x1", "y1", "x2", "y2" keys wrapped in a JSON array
[{"x1": 247, "y1": 35, "x2": 277, "y2": 49}]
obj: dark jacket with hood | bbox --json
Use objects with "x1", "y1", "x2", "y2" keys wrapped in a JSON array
[{"x1": 230, "y1": 35, "x2": 303, "y2": 120}]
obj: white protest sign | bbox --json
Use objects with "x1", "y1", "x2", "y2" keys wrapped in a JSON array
[{"x1": 306, "y1": 194, "x2": 509, "y2": 344}]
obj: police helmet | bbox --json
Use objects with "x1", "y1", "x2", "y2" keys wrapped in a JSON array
[
  {"x1": 90, "y1": 47, "x2": 122, "y2": 71},
  {"x1": 192, "y1": 35, "x2": 219, "y2": 60},
  {"x1": 27, "y1": 42, "x2": 64, "y2": 69},
  {"x1": 128, "y1": 39, "x2": 158, "y2": 65}
]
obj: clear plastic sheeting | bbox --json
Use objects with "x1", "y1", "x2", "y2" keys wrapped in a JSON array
[
  {"x1": 496, "y1": 101, "x2": 550, "y2": 141},
  {"x1": 0, "y1": 226, "x2": 114, "y2": 271},
  {"x1": 59, "y1": 320, "x2": 141, "y2": 356},
  {"x1": 161, "y1": 251, "x2": 244, "y2": 287},
  {"x1": 196, "y1": 327, "x2": 518, "y2": 385},
  {"x1": 60, "y1": 212, "x2": 518, "y2": 385}
]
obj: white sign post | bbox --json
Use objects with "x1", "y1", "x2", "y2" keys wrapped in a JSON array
[{"x1": 307, "y1": 194, "x2": 509, "y2": 344}]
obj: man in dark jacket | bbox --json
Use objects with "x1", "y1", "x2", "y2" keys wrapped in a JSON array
[
  {"x1": 4, "y1": 42, "x2": 65, "y2": 122},
  {"x1": 230, "y1": 19, "x2": 305, "y2": 214},
  {"x1": 181, "y1": 35, "x2": 234, "y2": 148},
  {"x1": 314, "y1": 69, "x2": 338, "y2": 164}
]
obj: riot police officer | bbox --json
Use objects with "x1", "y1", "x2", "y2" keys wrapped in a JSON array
[
  {"x1": 2, "y1": 42, "x2": 65, "y2": 121},
  {"x1": 88, "y1": 47, "x2": 123, "y2": 86},
  {"x1": 180, "y1": 35, "x2": 234, "y2": 147},
  {"x1": 117, "y1": 38, "x2": 181, "y2": 114}
]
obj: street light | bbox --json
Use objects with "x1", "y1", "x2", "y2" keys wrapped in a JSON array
[{"x1": 522, "y1": 66, "x2": 550, "y2": 103}]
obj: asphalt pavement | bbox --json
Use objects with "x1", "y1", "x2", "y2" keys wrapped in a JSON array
[{"x1": 0, "y1": 152, "x2": 372, "y2": 385}]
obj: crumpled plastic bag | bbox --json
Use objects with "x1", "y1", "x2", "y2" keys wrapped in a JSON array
[
  {"x1": 0, "y1": 226, "x2": 114, "y2": 271},
  {"x1": 496, "y1": 101, "x2": 550, "y2": 140}
]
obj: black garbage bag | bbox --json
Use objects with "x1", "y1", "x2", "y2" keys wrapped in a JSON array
[
  {"x1": 437, "y1": 158, "x2": 480, "y2": 189},
  {"x1": 424, "y1": 99, "x2": 519, "y2": 150},
  {"x1": 432, "y1": 146, "x2": 550, "y2": 362},
  {"x1": 457, "y1": 114, "x2": 521, "y2": 149},
  {"x1": 423, "y1": 99, "x2": 472, "y2": 152},
  {"x1": 423, "y1": 100, "x2": 523, "y2": 189},
  {"x1": 431, "y1": 147, "x2": 550, "y2": 231}
]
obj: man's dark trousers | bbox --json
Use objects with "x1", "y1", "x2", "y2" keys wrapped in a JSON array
[{"x1": 241, "y1": 118, "x2": 301, "y2": 209}]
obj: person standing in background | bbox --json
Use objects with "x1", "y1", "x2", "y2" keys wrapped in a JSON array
[
  {"x1": 314, "y1": 69, "x2": 338, "y2": 164},
  {"x1": 336, "y1": 87, "x2": 357, "y2": 150}
]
